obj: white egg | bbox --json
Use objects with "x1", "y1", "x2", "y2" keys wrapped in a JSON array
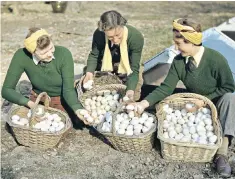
[
  {"x1": 209, "y1": 135, "x2": 217, "y2": 143},
  {"x1": 134, "y1": 129, "x2": 141, "y2": 135},
  {"x1": 113, "y1": 94, "x2": 119, "y2": 101},
  {"x1": 198, "y1": 130, "x2": 207, "y2": 137},
  {"x1": 33, "y1": 123, "x2": 41, "y2": 129},
  {"x1": 96, "y1": 96, "x2": 102, "y2": 102},
  {"x1": 174, "y1": 110, "x2": 181, "y2": 117},
  {"x1": 198, "y1": 138, "x2": 208, "y2": 145},
  {"x1": 202, "y1": 107, "x2": 211, "y2": 114},
  {"x1": 101, "y1": 99, "x2": 107, "y2": 105},
  {"x1": 166, "y1": 114, "x2": 172, "y2": 121},
  {"x1": 204, "y1": 118, "x2": 212, "y2": 125},
  {"x1": 105, "y1": 95, "x2": 113, "y2": 101},
  {"x1": 177, "y1": 118, "x2": 185, "y2": 125},
  {"x1": 181, "y1": 136, "x2": 191, "y2": 142},
  {"x1": 91, "y1": 111, "x2": 98, "y2": 118},
  {"x1": 189, "y1": 126, "x2": 196, "y2": 134},
  {"x1": 196, "y1": 112, "x2": 203, "y2": 118},
  {"x1": 142, "y1": 126, "x2": 150, "y2": 133},
  {"x1": 103, "y1": 90, "x2": 111, "y2": 96},
  {"x1": 186, "y1": 112, "x2": 193, "y2": 117},
  {"x1": 126, "y1": 105, "x2": 135, "y2": 111},
  {"x1": 123, "y1": 114, "x2": 129, "y2": 120},
  {"x1": 169, "y1": 130, "x2": 177, "y2": 138},
  {"x1": 189, "y1": 115, "x2": 196, "y2": 122},
  {"x1": 181, "y1": 109, "x2": 187, "y2": 116},
  {"x1": 119, "y1": 123, "x2": 128, "y2": 130},
  {"x1": 167, "y1": 108, "x2": 173, "y2": 114},
  {"x1": 86, "y1": 117, "x2": 94, "y2": 123},
  {"x1": 171, "y1": 117, "x2": 177, "y2": 124},
  {"x1": 52, "y1": 122, "x2": 59, "y2": 128},
  {"x1": 130, "y1": 119, "x2": 139, "y2": 126},
  {"x1": 205, "y1": 114, "x2": 212, "y2": 119},
  {"x1": 182, "y1": 128, "x2": 190, "y2": 136},
  {"x1": 185, "y1": 103, "x2": 194, "y2": 109},
  {"x1": 105, "y1": 105, "x2": 111, "y2": 112},
  {"x1": 163, "y1": 122, "x2": 169, "y2": 129},
  {"x1": 134, "y1": 124, "x2": 143, "y2": 130},
  {"x1": 117, "y1": 129, "x2": 125, "y2": 135},
  {"x1": 163, "y1": 132, "x2": 169, "y2": 139},
  {"x1": 20, "y1": 118, "x2": 29, "y2": 125},
  {"x1": 147, "y1": 117, "x2": 154, "y2": 123},
  {"x1": 12, "y1": 115, "x2": 20, "y2": 121},
  {"x1": 206, "y1": 131, "x2": 214, "y2": 137},
  {"x1": 187, "y1": 121, "x2": 194, "y2": 127},
  {"x1": 125, "y1": 130, "x2": 133, "y2": 136},
  {"x1": 175, "y1": 125, "x2": 182, "y2": 134},
  {"x1": 175, "y1": 133, "x2": 184, "y2": 140},
  {"x1": 49, "y1": 126, "x2": 56, "y2": 132},
  {"x1": 144, "y1": 121, "x2": 153, "y2": 128},
  {"x1": 142, "y1": 113, "x2": 149, "y2": 120},
  {"x1": 96, "y1": 102, "x2": 101, "y2": 107},
  {"x1": 126, "y1": 125, "x2": 134, "y2": 131},
  {"x1": 128, "y1": 111, "x2": 135, "y2": 119},
  {"x1": 192, "y1": 133, "x2": 199, "y2": 140},
  {"x1": 205, "y1": 125, "x2": 214, "y2": 131},
  {"x1": 139, "y1": 117, "x2": 146, "y2": 124},
  {"x1": 163, "y1": 104, "x2": 169, "y2": 111},
  {"x1": 123, "y1": 96, "x2": 130, "y2": 102}
]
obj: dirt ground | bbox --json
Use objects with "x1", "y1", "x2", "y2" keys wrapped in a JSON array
[{"x1": 1, "y1": 2, "x2": 235, "y2": 179}]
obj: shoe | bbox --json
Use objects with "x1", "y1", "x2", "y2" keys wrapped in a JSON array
[{"x1": 214, "y1": 154, "x2": 232, "y2": 178}]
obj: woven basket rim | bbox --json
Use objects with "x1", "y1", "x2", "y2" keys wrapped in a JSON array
[
  {"x1": 7, "y1": 105, "x2": 72, "y2": 135},
  {"x1": 156, "y1": 93, "x2": 222, "y2": 149}
]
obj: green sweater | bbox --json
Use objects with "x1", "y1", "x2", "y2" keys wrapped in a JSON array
[
  {"x1": 145, "y1": 47, "x2": 235, "y2": 106},
  {"x1": 86, "y1": 25, "x2": 144, "y2": 91},
  {"x1": 2, "y1": 46, "x2": 82, "y2": 112}
]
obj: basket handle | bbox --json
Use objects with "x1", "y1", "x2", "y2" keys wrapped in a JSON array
[{"x1": 30, "y1": 92, "x2": 51, "y2": 119}]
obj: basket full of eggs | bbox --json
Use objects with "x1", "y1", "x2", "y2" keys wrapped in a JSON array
[
  {"x1": 6, "y1": 92, "x2": 72, "y2": 150},
  {"x1": 96, "y1": 103, "x2": 157, "y2": 153},
  {"x1": 78, "y1": 84, "x2": 127, "y2": 126},
  {"x1": 156, "y1": 93, "x2": 222, "y2": 162}
]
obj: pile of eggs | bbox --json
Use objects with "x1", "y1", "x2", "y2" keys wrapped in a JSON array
[
  {"x1": 79, "y1": 89, "x2": 121, "y2": 125},
  {"x1": 101, "y1": 104, "x2": 156, "y2": 136},
  {"x1": 11, "y1": 110, "x2": 65, "y2": 132},
  {"x1": 162, "y1": 103, "x2": 218, "y2": 145},
  {"x1": 83, "y1": 80, "x2": 94, "y2": 90}
]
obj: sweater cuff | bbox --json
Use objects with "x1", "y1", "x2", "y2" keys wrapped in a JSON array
[{"x1": 18, "y1": 97, "x2": 30, "y2": 107}]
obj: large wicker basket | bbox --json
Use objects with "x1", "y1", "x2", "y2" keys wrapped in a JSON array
[
  {"x1": 76, "y1": 71, "x2": 123, "y2": 97},
  {"x1": 156, "y1": 93, "x2": 222, "y2": 162},
  {"x1": 97, "y1": 105, "x2": 157, "y2": 153},
  {"x1": 6, "y1": 92, "x2": 72, "y2": 150}
]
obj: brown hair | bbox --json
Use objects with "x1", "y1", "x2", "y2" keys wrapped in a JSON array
[
  {"x1": 25, "y1": 27, "x2": 51, "y2": 50},
  {"x1": 173, "y1": 18, "x2": 202, "y2": 45},
  {"x1": 98, "y1": 10, "x2": 127, "y2": 31}
]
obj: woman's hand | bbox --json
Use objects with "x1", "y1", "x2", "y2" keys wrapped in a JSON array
[
  {"x1": 128, "y1": 100, "x2": 150, "y2": 115},
  {"x1": 186, "y1": 99, "x2": 206, "y2": 112},
  {"x1": 75, "y1": 109, "x2": 89, "y2": 125},
  {"x1": 27, "y1": 100, "x2": 36, "y2": 109},
  {"x1": 79, "y1": 72, "x2": 94, "y2": 86},
  {"x1": 124, "y1": 90, "x2": 135, "y2": 101}
]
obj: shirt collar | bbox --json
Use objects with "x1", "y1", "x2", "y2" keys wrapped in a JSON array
[
  {"x1": 185, "y1": 46, "x2": 204, "y2": 66},
  {"x1": 32, "y1": 55, "x2": 55, "y2": 65}
]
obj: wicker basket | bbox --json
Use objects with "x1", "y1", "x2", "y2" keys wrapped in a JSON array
[
  {"x1": 76, "y1": 71, "x2": 123, "y2": 97},
  {"x1": 156, "y1": 93, "x2": 222, "y2": 162},
  {"x1": 78, "y1": 84, "x2": 127, "y2": 126},
  {"x1": 6, "y1": 92, "x2": 72, "y2": 150},
  {"x1": 97, "y1": 105, "x2": 157, "y2": 153}
]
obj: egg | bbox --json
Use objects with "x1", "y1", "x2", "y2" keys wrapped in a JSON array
[
  {"x1": 205, "y1": 125, "x2": 214, "y2": 131},
  {"x1": 113, "y1": 94, "x2": 119, "y2": 101},
  {"x1": 86, "y1": 117, "x2": 94, "y2": 123},
  {"x1": 198, "y1": 138, "x2": 208, "y2": 144},
  {"x1": 49, "y1": 126, "x2": 56, "y2": 132},
  {"x1": 171, "y1": 117, "x2": 177, "y2": 124},
  {"x1": 134, "y1": 129, "x2": 141, "y2": 135},
  {"x1": 139, "y1": 117, "x2": 146, "y2": 124},
  {"x1": 166, "y1": 114, "x2": 172, "y2": 121},
  {"x1": 187, "y1": 121, "x2": 194, "y2": 127},
  {"x1": 166, "y1": 108, "x2": 173, "y2": 114},
  {"x1": 182, "y1": 128, "x2": 190, "y2": 136},
  {"x1": 198, "y1": 130, "x2": 207, "y2": 137},
  {"x1": 185, "y1": 103, "x2": 194, "y2": 109},
  {"x1": 209, "y1": 135, "x2": 217, "y2": 143},
  {"x1": 186, "y1": 112, "x2": 193, "y2": 117},
  {"x1": 175, "y1": 133, "x2": 184, "y2": 140},
  {"x1": 163, "y1": 104, "x2": 169, "y2": 111},
  {"x1": 163, "y1": 122, "x2": 169, "y2": 129},
  {"x1": 20, "y1": 118, "x2": 29, "y2": 125},
  {"x1": 144, "y1": 121, "x2": 153, "y2": 128},
  {"x1": 11, "y1": 115, "x2": 20, "y2": 121},
  {"x1": 204, "y1": 118, "x2": 212, "y2": 125},
  {"x1": 119, "y1": 123, "x2": 128, "y2": 130},
  {"x1": 34, "y1": 123, "x2": 42, "y2": 129},
  {"x1": 125, "y1": 130, "x2": 133, "y2": 136},
  {"x1": 130, "y1": 119, "x2": 139, "y2": 126},
  {"x1": 169, "y1": 130, "x2": 177, "y2": 138},
  {"x1": 206, "y1": 131, "x2": 214, "y2": 137},
  {"x1": 52, "y1": 122, "x2": 59, "y2": 128},
  {"x1": 117, "y1": 129, "x2": 125, "y2": 135},
  {"x1": 177, "y1": 118, "x2": 185, "y2": 125},
  {"x1": 142, "y1": 113, "x2": 149, "y2": 120},
  {"x1": 105, "y1": 95, "x2": 113, "y2": 101},
  {"x1": 163, "y1": 132, "x2": 169, "y2": 139},
  {"x1": 134, "y1": 124, "x2": 143, "y2": 130},
  {"x1": 189, "y1": 115, "x2": 196, "y2": 122},
  {"x1": 126, "y1": 125, "x2": 134, "y2": 131},
  {"x1": 189, "y1": 126, "x2": 196, "y2": 134},
  {"x1": 128, "y1": 111, "x2": 135, "y2": 119},
  {"x1": 181, "y1": 136, "x2": 191, "y2": 142},
  {"x1": 192, "y1": 133, "x2": 199, "y2": 140},
  {"x1": 142, "y1": 126, "x2": 150, "y2": 133},
  {"x1": 181, "y1": 109, "x2": 187, "y2": 116},
  {"x1": 123, "y1": 114, "x2": 129, "y2": 120},
  {"x1": 174, "y1": 110, "x2": 181, "y2": 117},
  {"x1": 123, "y1": 96, "x2": 129, "y2": 102},
  {"x1": 202, "y1": 107, "x2": 211, "y2": 114},
  {"x1": 103, "y1": 90, "x2": 111, "y2": 96},
  {"x1": 126, "y1": 105, "x2": 135, "y2": 111}
]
